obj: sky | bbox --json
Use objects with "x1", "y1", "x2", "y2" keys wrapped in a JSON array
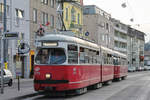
[{"x1": 84, "y1": 0, "x2": 150, "y2": 43}]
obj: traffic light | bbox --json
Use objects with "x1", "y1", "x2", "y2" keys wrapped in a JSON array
[{"x1": 36, "y1": 27, "x2": 45, "y2": 36}]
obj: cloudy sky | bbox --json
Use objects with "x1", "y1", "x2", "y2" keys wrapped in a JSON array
[{"x1": 84, "y1": 0, "x2": 150, "y2": 43}]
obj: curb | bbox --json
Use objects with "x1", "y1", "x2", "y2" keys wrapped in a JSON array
[{"x1": 13, "y1": 79, "x2": 33, "y2": 83}]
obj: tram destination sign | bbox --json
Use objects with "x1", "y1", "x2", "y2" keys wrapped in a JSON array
[{"x1": 4, "y1": 32, "x2": 19, "y2": 39}]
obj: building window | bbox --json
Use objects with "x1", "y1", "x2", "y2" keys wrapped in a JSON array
[
  {"x1": 65, "y1": 8, "x2": 68, "y2": 21},
  {"x1": 41, "y1": 0, "x2": 44, "y2": 3},
  {"x1": 0, "y1": 3, "x2": 9, "y2": 22},
  {"x1": 50, "y1": 0, "x2": 54, "y2": 8},
  {"x1": 106, "y1": 35, "x2": 108, "y2": 45},
  {"x1": 45, "y1": 0, "x2": 48, "y2": 5},
  {"x1": 71, "y1": 7, "x2": 76, "y2": 22},
  {"x1": 106, "y1": 23, "x2": 109, "y2": 30},
  {"x1": 85, "y1": 8, "x2": 90, "y2": 14},
  {"x1": 42, "y1": 12, "x2": 48, "y2": 25},
  {"x1": 109, "y1": 37, "x2": 111, "y2": 43},
  {"x1": 50, "y1": 15, "x2": 54, "y2": 27},
  {"x1": 33, "y1": 8, "x2": 37, "y2": 23},
  {"x1": 16, "y1": 9, "x2": 24, "y2": 18},
  {"x1": 102, "y1": 35, "x2": 105, "y2": 41},
  {"x1": 41, "y1": 0, "x2": 48, "y2": 5},
  {"x1": 78, "y1": 13, "x2": 80, "y2": 24}
]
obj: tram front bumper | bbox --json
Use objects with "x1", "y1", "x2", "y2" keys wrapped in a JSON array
[
  {"x1": 34, "y1": 79, "x2": 69, "y2": 91},
  {"x1": 34, "y1": 80, "x2": 69, "y2": 84}
]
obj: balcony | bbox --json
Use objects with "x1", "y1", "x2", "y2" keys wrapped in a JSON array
[
  {"x1": 114, "y1": 47, "x2": 127, "y2": 52},
  {"x1": 114, "y1": 27, "x2": 127, "y2": 34},
  {"x1": 114, "y1": 36, "x2": 127, "y2": 43}
]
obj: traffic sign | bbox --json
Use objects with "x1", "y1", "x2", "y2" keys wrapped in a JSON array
[
  {"x1": 4, "y1": 32, "x2": 19, "y2": 39},
  {"x1": 18, "y1": 43, "x2": 30, "y2": 54}
]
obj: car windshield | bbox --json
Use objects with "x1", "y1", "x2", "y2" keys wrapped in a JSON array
[{"x1": 35, "y1": 48, "x2": 66, "y2": 65}]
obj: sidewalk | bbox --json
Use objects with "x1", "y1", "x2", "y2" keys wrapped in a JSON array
[{"x1": 0, "y1": 78, "x2": 35, "y2": 100}]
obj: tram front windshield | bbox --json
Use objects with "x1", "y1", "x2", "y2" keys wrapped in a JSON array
[{"x1": 35, "y1": 48, "x2": 66, "y2": 65}]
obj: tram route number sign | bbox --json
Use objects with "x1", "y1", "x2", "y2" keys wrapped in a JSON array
[{"x1": 4, "y1": 32, "x2": 19, "y2": 40}]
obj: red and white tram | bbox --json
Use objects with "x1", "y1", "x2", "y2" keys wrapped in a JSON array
[{"x1": 34, "y1": 33, "x2": 127, "y2": 94}]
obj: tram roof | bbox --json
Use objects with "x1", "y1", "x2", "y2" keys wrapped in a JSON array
[
  {"x1": 113, "y1": 50, "x2": 127, "y2": 58},
  {"x1": 37, "y1": 33, "x2": 99, "y2": 49}
]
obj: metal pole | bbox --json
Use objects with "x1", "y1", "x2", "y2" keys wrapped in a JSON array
[
  {"x1": 1, "y1": 0, "x2": 7, "y2": 94},
  {"x1": 4, "y1": 0, "x2": 7, "y2": 63},
  {"x1": 1, "y1": 36, "x2": 4, "y2": 94},
  {"x1": 18, "y1": 76, "x2": 20, "y2": 91}
]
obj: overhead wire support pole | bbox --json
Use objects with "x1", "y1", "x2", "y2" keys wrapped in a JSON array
[
  {"x1": 1, "y1": 34, "x2": 4, "y2": 94},
  {"x1": 1, "y1": 0, "x2": 7, "y2": 94},
  {"x1": 4, "y1": 0, "x2": 7, "y2": 63}
]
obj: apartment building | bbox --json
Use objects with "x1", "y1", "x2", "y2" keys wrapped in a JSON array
[
  {"x1": 0, "y1": 0, "x2": 30, "y2": 78},
  {"x1": 83, "y1": 5, "x2": 114, "y2": 49},
  {"x1": 128, "y1": 27, "x2": 145, "y2": 71},
  {"x1": 63, "y1": 0, "x2": 83, "y2": 37},
  {"x1": 111, "y1": 18, "x2": 128, "y2": 54}
]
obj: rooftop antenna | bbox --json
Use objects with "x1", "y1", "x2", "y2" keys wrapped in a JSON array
[{"x1": 56, "y1": 0, "x2": 77, "y2": 31}]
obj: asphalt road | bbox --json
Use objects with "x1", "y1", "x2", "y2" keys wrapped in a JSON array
[{"x1": 1, "y1": 71, "x2": 150, "y2": 100}]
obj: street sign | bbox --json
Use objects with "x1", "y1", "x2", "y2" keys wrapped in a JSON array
[
  {"x1": 16, "y1": 61, "x2": 22, "y2": 76},
  {"x1": 4, "y1": 32, "x2": 19, "y2": 39}
]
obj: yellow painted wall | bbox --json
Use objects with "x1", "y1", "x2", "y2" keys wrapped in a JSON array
[{"x1": 63, "y1": 2, "x2": 83, "y2": 36}]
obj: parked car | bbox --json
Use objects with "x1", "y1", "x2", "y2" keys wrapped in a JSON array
[
  {"x1": 128, "y1": 67, "x2": 136, "y2": 72},
  {"x1": 144, "y1": 65, "x2": 150, "y2": 71},
  {"x1": 0, "y1": 69, "x2": 13, "y2": 86}
]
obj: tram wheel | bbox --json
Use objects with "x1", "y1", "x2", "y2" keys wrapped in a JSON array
[
  {"x1": 106, "y1": 80, "x2": 112, "y2": 85},
  {"x1": 76, "y1": 87, "x2": 87, "y2": 95},
  {"x1": 118, "y1": 78, "x2": 122, "y2": 81},
  {"x1": 93, "y1": 83, "x2": 102, "y2": 89},
  {"x1": 122, "y1": 76, "x2": 127, "y2": 80}
]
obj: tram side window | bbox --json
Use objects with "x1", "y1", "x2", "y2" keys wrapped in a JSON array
[
  {"x1": 80, "y1": 47, "x2": 85, "y2": 64},
  {"x1": 68, "y1": 45, "x2": 78, "y2": 64},
  {"x1": 118, "y1": 57, "x2": 121, "y2": 65},
  {"x1": 96, "y1": 51, "x2": 100, "y2": 64},
  {"x1": 92, "y1": 50, "x2": 97, "y2": 64},
  {"x1": 121, "y1": 58, "x2": 127, "y2": 66},
  {"x1": 103, "y1": 52, "x2": 108, "y2": 64},
  {"x1": 84, "y1": 48, "x2": 89, "y2": 63},
  {"x1": 107, "y1": 54, "x2": 112, "y2": 64},
  {"x1": 113, "y1": 57, "x2": 119, "y2": 65},
  {"x1": 89, "y1": 49, "x2": 93, "y2": 64}
]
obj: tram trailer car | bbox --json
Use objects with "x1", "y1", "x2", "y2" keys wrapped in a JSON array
[
  {"x1": 113, "y1": 51, "x2": 128, "y2": 81},
  {"x1": 34, "y1": 33, "x2": 127, "y2": 93}
]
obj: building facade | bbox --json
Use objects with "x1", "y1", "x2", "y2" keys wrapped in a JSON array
[
  {"x1": 0, "y1": 0, "x2": 59, "y2": 78},
  {"x1": 0, "y1": 0, "x2": 30, "y2": 78},
  {"x1": 63, "y1": 0, "x2": 83, "y2": 37},
  {"x1": 111, "y1": 18, "x2": 128, "y2": 54},
  {"x1": 127, "y1": 27, "x2": 145, "y2": 71},
  {"x1": 144, "y1": 51, "x2": 150, "y2": 67},
  {"x1": 83, "y1": 5, "x2": 114, "y2": 49}
]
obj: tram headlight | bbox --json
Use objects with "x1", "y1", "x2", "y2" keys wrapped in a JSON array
[{"x1": 46, "y1": 74, "x2": 51, "y2": 79}]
